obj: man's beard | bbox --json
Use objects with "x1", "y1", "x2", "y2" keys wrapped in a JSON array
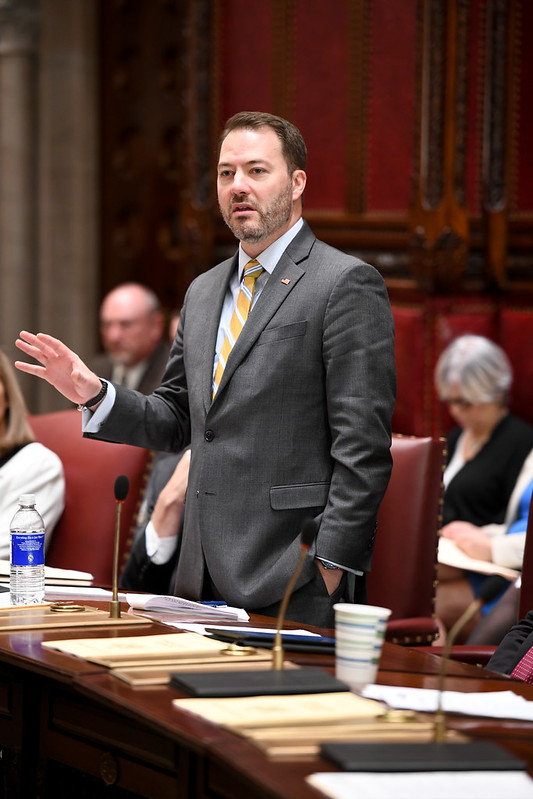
[{"x1": 220, "y1": 181, "x2": 293, "y2": 244}]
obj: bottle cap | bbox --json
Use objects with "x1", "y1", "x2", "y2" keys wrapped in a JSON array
[{"x1": 18, "y1": 494, "x2": 36, "y2": 505}]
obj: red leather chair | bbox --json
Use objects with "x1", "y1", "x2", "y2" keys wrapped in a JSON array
[
  {"x1": 367, "y1": 434, "x2": 446, "y2": 645},
  {"x1": 29, "y1": 409, "x2": 151, "y2": 585}
]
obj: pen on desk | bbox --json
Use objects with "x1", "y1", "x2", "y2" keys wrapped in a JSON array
[{"x1": 201, "y1": 601, "x2": 228, "y2": 607}]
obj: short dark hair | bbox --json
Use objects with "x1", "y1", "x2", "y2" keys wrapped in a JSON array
[{"x1": 218, "y1": 112, "x2": 307, "y2": 174}]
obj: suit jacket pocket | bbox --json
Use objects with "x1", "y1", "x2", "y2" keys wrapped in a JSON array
[
  {"x1": 257, "y1": 320, "x2": 307, "y2": 346},
  {"x1": 270, "y1": 481, "x2": 330, "y2": 510}
]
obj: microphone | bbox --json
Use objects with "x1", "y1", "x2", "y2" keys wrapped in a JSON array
[
  {"x1": 318, "y1": 573, "x2": 524, "y2": 772},
  {"x1": 168, "y1": 517, "x2": 349, "y2": 696},
  {"x1": 272, "y1": 518, "x2": 319, "y2": 670},
  {"x1": 109, "y1": 475, "x2": 130, "y2": 619},
  {"x1": 434, "y1": 574, "x2": 509, "y2": 741}
]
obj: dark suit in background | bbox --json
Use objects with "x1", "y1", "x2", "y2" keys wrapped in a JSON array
[
  {"x1": 120, "y1": 451, "x2": 183, "y2": 594},
  {"x1": 90, "y1": 339, "x2": 170, "y2": 395},
  {"x1": 487, "y1": 609, "x2": 533, "y2": 675}
]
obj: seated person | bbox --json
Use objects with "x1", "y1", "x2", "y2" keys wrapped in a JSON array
[
  {"x1": 90, "y1": 283, "x2": 170, "y2": 394},
  {"x1": 466, "y1": 578, "x2": 520, "y2": 646},
  {"x1": 448, "y1": 449, "x2": 533, "y2": 639},
  {"x1": 486, "y1": 607, "x2": 533, "y2": 682},
  {"x1": 0, "y1": 351, "x2": 64, "y2": 559},
  {"x1": 444, "y1": 450, "x2": 533, "y2": 577},
  {"x1": 449, "y1": 457, "x2": 533, "y2": 646},
  {"x1": 120, "y1": 449, "x2": 190, "y2": 593},
  {"x1": 434, "y1": 335, "x2": 533, "y2": 639}
]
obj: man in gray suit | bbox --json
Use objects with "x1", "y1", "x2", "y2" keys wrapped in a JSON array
[{"x1": 16, "y1": 111, "x2": 396, "y2": 627}]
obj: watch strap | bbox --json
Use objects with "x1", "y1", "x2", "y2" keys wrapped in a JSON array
[{"x1": 77, "y1": 380, "x2": 107, "y2": 412}]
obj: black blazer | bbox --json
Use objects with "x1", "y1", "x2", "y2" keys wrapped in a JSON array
[
  {"x1": 487, "y1": 609, "x2": 533, "y2": 675},
  {"x1": 120, "y1": 451, "x2": 183, "y2": 594},
  {"x1": 90, "y1": 339, "x2": 170, "y2": 395}
]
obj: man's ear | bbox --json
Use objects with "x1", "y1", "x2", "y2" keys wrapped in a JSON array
[{"x1": 292, "y1": 169, "x2": 307, "y2": 201}]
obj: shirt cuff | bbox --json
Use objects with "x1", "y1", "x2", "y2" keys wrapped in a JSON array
[
  {"x1": 145, "y1": 520, "x2": 179, "y2": 564},
  {"x1": 81, "y1": 380, "x2": 116, "y2": 433}
]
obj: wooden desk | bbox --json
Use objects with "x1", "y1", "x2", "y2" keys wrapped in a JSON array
[{"x1": 0, "y1": 607, "x2": 531, "y2": 799}]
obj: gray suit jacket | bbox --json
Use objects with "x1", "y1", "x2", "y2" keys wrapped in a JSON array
[{"x1": 91, "y1": 222, "x2": 396, "y2": 610}]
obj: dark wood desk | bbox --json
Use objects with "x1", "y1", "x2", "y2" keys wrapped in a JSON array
[{"x1": 0, "y1": 606, "x2": 531, "y2": 799}]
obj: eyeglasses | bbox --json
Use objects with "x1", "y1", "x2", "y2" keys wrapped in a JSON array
[{"x1": 442, "y1": 397, "x2": 473, "y2": 409}]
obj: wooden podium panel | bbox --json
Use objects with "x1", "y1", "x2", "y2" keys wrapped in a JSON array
[
  {"x1": 0, "y1": 604, "x2": 149, "y2": 633},
  {"x1": 0, "y1": 608, "x2": 531, "y2": 798}
]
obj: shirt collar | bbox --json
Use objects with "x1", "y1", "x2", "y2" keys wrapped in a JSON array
[{"x1": 238, "y1": 217, "x2": 304, "y2": 279}]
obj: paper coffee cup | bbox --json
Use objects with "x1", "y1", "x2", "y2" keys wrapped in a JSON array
[{"x1": 334, "y1": 603, "x2": 392, "y2": 691}]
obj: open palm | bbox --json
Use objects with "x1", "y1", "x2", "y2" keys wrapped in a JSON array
[{"x1": 15, "y1": 331, "x2": 102, "y2": 406}]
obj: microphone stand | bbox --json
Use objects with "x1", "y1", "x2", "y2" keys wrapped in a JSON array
[
  {"x1": 169, "y1": 519, "x2": 349, "y2": 696},
  {"x1": 434, "y1": 574, "x2": 510, "y2": 741},
  {"x1": 109, "y1": 498, "x2": 124, "y2": 619},
  {"x1": 434, "y1": 598, "x2": 482, "y2": 741},
  {"x1": 272, "y1": 546, "x2": 308, "y2": 670},
  {"x1": 109, "y1": 476, "x2": 129, "y2": 619}
]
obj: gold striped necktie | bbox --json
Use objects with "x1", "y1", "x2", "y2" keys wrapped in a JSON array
[{"x1": 212, "y1": 259, "x2": 264, "y2": 398}]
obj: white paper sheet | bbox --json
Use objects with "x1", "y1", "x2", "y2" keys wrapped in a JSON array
[
  {"x1": 307, "y1": 771, "x2": 533, "y2": 799},
  {"x1": 363, "y1": 684, "x2": 533, "y2": 722},
  {"x1": 126, "y1": 593, "x2": 249, "y2": 621},
  {"x1": 176, "y1": 623, "x2": 320, "y2": 637}
]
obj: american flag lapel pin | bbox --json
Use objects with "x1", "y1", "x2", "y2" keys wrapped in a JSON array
[{"x1": 281, "y1": 278, "x2": 290, "y2": 285}]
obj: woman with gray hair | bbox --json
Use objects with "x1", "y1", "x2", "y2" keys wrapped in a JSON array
[{"x1": 435, "y1": 334, "x2": 533, "y2": 640}]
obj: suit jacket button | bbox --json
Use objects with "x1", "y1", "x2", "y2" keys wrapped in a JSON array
[{"x1": 204, "y1": 429, "x2": 215, "y2": 442}]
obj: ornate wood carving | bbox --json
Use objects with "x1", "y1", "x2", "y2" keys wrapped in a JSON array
[
  {"x1": 100, "y1": 0, "x2": 214, "y2": 314},
  {"x1": 482, "y1": 0, "x2": 511, "y2": 289},
  {"x1": 410, "y1": 0, "x2": 470, "y2": 293},
  {"x1": 346, "y1": 0, "x2": 369, "y2": 215}
]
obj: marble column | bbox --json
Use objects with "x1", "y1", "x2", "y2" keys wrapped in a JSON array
[
  {"x1": 0, "y1": 0, "x2": 99, "y2": 412},
  {"x1": 0, "y1": 0, "x2": 40, "y2": 406}
]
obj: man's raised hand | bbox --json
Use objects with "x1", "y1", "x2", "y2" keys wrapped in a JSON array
[{"x1": 15, "y1": 331, "x2": 102, "y2": 407}]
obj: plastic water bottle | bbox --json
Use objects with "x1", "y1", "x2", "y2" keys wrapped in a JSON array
[{"x1": 10, "y1": 494, "x2": 45, "y2": 605}]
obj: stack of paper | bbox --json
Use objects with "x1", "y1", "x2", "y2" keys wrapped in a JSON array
[
  {"x1": 307, "y1": 771, "x2": 533, "y2": 799},
  {"x1": 437, "y1": 538, "x2": 519, "y2": 580},
  {"x1": 42, "y1": 631, "x2": 264, "y2": 668},
  {"x1": 126, "y1": 593, "x2": 249, "y2": 622},
  {"x1": 173, "y1": 691, "x2": 433, "y2": 757}
]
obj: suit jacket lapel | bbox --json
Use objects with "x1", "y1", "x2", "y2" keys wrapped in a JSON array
[
  {"x1": 201, "y1": 255, "x2": 237, "y2": 412},
  {"x1": 212, "y1": 223, "x2": 315, "y2": 400}
]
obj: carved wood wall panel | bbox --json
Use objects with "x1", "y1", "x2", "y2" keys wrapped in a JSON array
[
  {"x1": 99, "y1": 0, "x2": 533, "y2": 314},
  {"x1": 99, "y1": 0, "x2": 213, "y2": 316}
]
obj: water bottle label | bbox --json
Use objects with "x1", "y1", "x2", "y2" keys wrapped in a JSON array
[{"x1": 11, "y1": 532, "x2": 45, "y2": 567}]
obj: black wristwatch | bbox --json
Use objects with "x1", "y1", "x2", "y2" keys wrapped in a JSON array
[{"x1": 77, "y1": 380, "x2": 108, "y2": 412}]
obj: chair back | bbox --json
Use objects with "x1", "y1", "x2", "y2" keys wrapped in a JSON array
[
  {"x1": 367, "y1": 434, "x2": 446, "y2": 644},
  {"x1": 518, "y1": 491, "x2": 533, "y2": 620},
  {"x1": 29, "y1": 410, "x2": 151, "y2": 585}
]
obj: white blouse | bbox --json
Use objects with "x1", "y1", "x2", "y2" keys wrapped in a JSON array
[{"x1": 0, "y1": 442, "x2": 65, "y2": 561}]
